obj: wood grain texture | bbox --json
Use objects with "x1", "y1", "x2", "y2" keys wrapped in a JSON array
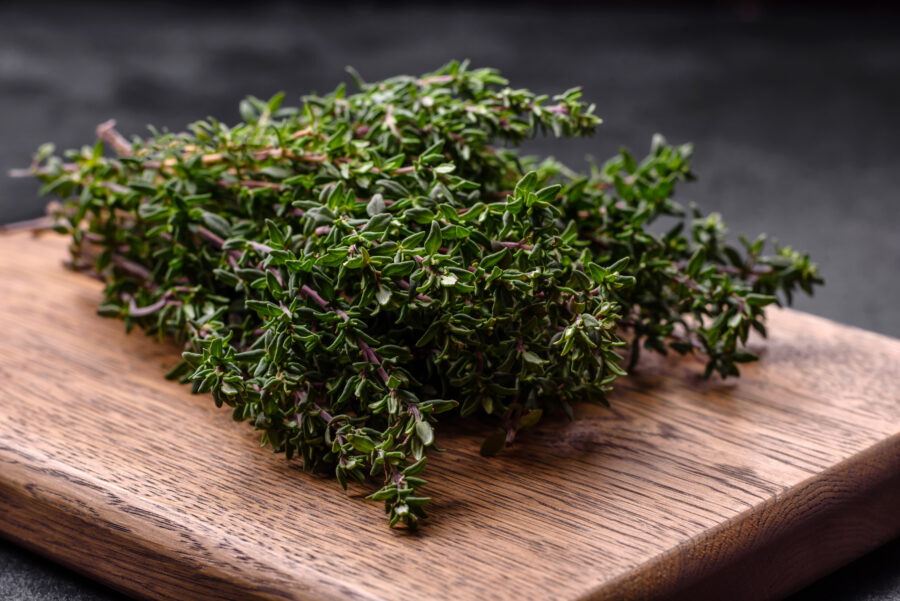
[{"x1": 0, "y1": 231, "x2": 898, "y2": 601}]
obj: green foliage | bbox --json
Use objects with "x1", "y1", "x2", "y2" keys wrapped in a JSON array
[{"x1": 26, "y1": 61, "x2": 822, "y2": 529}]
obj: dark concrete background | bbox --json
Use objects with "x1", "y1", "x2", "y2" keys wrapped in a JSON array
[{"x1": 0, "y1": 2, "x2": 898, "y2": 599}]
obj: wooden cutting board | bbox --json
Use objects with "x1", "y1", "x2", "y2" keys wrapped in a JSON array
[{"x1": 1, "y1": 230, "x2": 898, "y2": 601}]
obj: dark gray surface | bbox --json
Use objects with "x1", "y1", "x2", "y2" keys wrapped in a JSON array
[{"x1": 0, "y1": 2, "x2": 898, "y2": 599}]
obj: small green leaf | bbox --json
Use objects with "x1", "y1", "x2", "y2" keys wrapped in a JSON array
[
  {"x1": 201, "y1": 211, "x2": 231, "y2": 239},
  {"x1": 376, "y1": 286, "x2": 392, "y2": 306},
  {"x1": 246, "y1": 300, "x2": 282, "y2": 317},
  {"x1": 479, "y1": 429, "x2": 507, "y2": 457},
  {"x1": 363, "y1": 213, "x2": 393, "y2": 234},
  {"x1": 517, "y1": 408, "x2": 543, "y2": 430},
  {"x1": 382, "y1": 261, "x2": 416, "y2": 278},
  {"x1": 235, "y1": 349, "x2": 266, "y2": 361},
  {"x1": 745, "y1": 293, "x2": 778, "y2": 307},
  {"x1": 686, "y1": 247, "x2": 705, "y2": 278},
  {"x1": 424, "y1": 221, "x2": 442, "y2": 255},
  {"x1": 481, "y1": 248, "x2": 507, "y2": 269},
  {"x1": 733, "y1": 348, "x2": 759, "y2": 362},
  {"x1": 366, "y1": 194, "x2": 386, "y2": 217},
  {"x1": 348, "y1": 433, "x2": 376, "y2": 453},
  {"x1": 403, "y1": 457, "x2": 427, "y2": 476},
  {"x1": 415, "y1": 420, "x2": 434, "y2": 446},
  {"x1": 521, "y1": 350, "x2": 544, "y2": 366}
]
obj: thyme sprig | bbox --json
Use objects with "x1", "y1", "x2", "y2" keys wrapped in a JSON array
[{"x1": 23, "y1": 61, "x2": 821, "y2": 528}]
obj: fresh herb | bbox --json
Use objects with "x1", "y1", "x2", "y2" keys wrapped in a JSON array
[{"x1": 21, "y1": 61, "x2": 822, "y2": 528}]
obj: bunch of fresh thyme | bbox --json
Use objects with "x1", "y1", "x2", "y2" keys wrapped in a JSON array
[{"x1": 23, "y1": 61, "x2": 821, "y2": 528}]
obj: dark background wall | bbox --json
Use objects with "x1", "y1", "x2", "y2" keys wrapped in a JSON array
[{"x1": 1, "y1": 2, "x2": 898, "y2": 600}]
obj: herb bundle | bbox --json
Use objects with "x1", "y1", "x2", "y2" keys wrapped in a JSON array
[{"x1": 24, "y1": 61, "x2": 821, "y2": 528}]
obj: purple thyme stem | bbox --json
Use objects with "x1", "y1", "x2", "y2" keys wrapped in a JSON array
[
  {"x1": 672, "y1": 274, "x2": 704, "y2": 294},
  {"x1": 301, "y1": 284, "x2": 350, "y2": 320},
  {"x1": 128, "y1": 292, "x2": 177, "y2": 317},
  {"x1": 99, "y1": 181, "x2": 131, "y2": 194},
  {"x1": 546, "y1": 103, "x2": 570, "y2": 115},
  {"x1": 408, "y1": 404, "x2": 421, "y2": 420},
  {"x1": 96, "y1": 119, "x2": 133, "y2": 157},
  {"x1": 354, "y1": 197, "x2": 395, "y2": 206},
  {"x1": 307, "y1": 398, "x2": 348, "y2": 443},
  {"x1": 196, "y1": 226, "x2": 224, "y2": 248},
  {"x1": 357, "y1": 338, "x2": 390, "y2": 385},
  {"x1": 267, "y1": 267, "x2": 284, "y2": 287},
  {"x1": 496, "y1": 241, "x2": 534, "y2": 250},
  {"x1": 715, "y1": 264, "x2": 774, "y2": 277},
  {"x1": 390, "y1": 465, "x2": 405, "y2": 485},
  {"x1": 111, "y1": 254, "x2": 153, "y2": 281},
  {"x1": 218, "y1": 179, "x2": 284, "y2": 191},
  {"x1": 395, "y1": 279, "x2": 433, "y2": 302},
  {"x1": 300, "y1": 284, "x2": 330, "y2": 310},
  {"x1": 9, "y1": 163, "x2": 79, "y2": 178},
  {"x1": 0, "y1": 216, "x2": 54, "y2": 233},
  {"x1": 310, "y1": 401, "x2": 334, "y2": 422},
  {"x1": 248, "y1": 240, "x2": 273, "y2": 253},
  {"x1": 196, "y1": 226, "x2": 244, "y2": 260},
  {"x1": 413, "y1": 255, "x2": 444, "y2": 281}
]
